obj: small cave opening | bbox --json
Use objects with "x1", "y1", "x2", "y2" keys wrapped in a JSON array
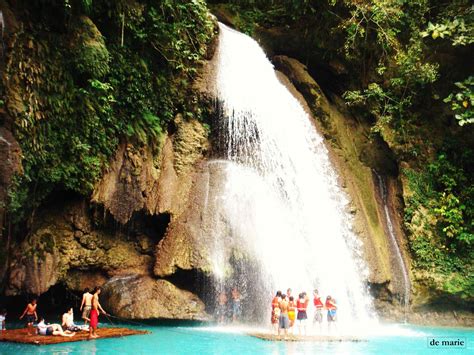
[
  {"x1": 367, "y1": 281, "x2": 397, "y2": 305},
  {"x1": 125, "y1": 211, "x2": 171, "y2": 244},
  {"x1": 37, "y1": 284, "x2": 83, "y2": 317},
  {"x1": 164, "y1": 268, "x2": 214, "y2": 311}
]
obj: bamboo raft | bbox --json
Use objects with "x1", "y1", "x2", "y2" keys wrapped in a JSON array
[
  {"x1": 248, "y1": 332, "x2": 366, "y2": 342},
  {"x1": 0, "y1": 327, "x2": 149, "y2": 345}
]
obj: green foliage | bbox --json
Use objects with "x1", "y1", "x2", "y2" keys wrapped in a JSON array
[
  {"x1": 125, "y1": 111, "x2": 163, "y2": 145},
  {"x1": 428, "y1": 153, "x2": 474, "y2": 246},
  {"x1": 443, "y1": 76, "x2": 474, "y2": 126},
  {"x1": 221, "y1": 3, "x2": 289, "y2": 35},
  {"x1": 5, "y1": 0, "x2": 215, "y2": 221},
  {"x1": 5, "y1": 32, "x2": 119, "y2": 221},
  {"x1": 442, "y1": 273, "x2": 474, "y2": 299},
  {"x1": 115, "y1": 0, "x2": 215, "y2": 77},
  {"x1": 338, "y1": 0, "x2": 443, "y2": 135},
  {"x1": 108, "y1": 46, "x2": 169, "y2": 145},
  {"x1": 403, "y1": 147, "x2": 474, "y2": 298},
  {"x1": 70, "y1": 16, "x2": 110, "y2": 78},
  {"x1": 420, "y1": 5, "x2": 474, "y2": 46}
]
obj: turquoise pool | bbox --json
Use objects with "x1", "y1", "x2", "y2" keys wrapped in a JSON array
[{"x1": 0, "y1": 322, "x2": 472, "y2": 354}]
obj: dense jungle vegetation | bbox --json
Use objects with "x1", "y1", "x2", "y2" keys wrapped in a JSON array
[
  {"x1": 2, "y1": 0, "x2": 215, "y2": 222},
  {"x1": 1, "y1": 0, "x2": 473, "y2": 302}
]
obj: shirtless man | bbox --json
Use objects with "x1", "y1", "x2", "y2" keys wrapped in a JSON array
[
  {"x1": 89, "y1": 287, "x2": 107, "y2": 339},
  {"x1": 278, "y1": 294, "x2": 290, "y2": 337},
  {"x1": 19, "y1": 298, "x2": 37, "y2": 335},
  {"x1": 80, "y1": 288, "x2": 93, "y2": 326}
]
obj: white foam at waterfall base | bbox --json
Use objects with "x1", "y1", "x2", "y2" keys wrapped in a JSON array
[
  {"x1": 191, "y1": 324, "x2": 427, "y2": 338},
  {"x1": 211, "y1": 23, "x2": 375, "y2": 329}
]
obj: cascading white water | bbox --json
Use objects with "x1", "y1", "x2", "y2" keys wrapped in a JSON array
[{"x1": 209, "y1": 23, "x2": 374, "y2": 328}]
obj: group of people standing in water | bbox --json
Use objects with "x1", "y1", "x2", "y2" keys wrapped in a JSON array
[{"x1": 271, "y1": 288, "x2": 337, "y2": 336}]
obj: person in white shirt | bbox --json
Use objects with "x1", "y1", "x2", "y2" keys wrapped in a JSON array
[
  {"x1": 0, "y1": 309, "x2": 6, "y2": 331},
  {"x1": 37, "y1": 317, "x2": 75, "y2": 337},
  {"x1": 62, "y1": 307, "x2": 81, "y2": 331}
]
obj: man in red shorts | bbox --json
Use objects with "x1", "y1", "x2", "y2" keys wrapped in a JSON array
[{"x1": 89, "y1": 287, "x2": 108, "y2": 339}]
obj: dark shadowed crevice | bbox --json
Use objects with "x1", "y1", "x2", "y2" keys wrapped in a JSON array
[
  {"x1": 367, "y1": 281, "x2": 394, "y2": 303},
  {"x1": 91, "y1": 204, "x2": 171, "y2": 246},
  {"x1": 37, "y1": 283, "x2": 82, "y2": 315},
  {"x1": 125, "y1": 211, "x2": 171, "y2": 243},
  {"x1": 163, "y1": 268, "x2": 215, "y2": 314}
]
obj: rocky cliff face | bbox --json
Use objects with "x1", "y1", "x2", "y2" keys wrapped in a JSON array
[
  {"x1": 2, "y1": 112, "x2": 210, "y2": 319},
  {"x1": 0, "y1": 0, "x2": 215, "y2": 321},
  {"x1": 102, "y1": 276, "x2": 207, "y2": 320},
  {"x1": 92, "y1": 114, "x2": 209, "y2": 224}
]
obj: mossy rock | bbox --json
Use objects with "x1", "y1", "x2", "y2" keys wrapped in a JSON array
[
  {"x1": 69, "y1": 16, "x2": 110, "y2": 78},
  {"x1": 173, "y1": 114, "x2": 209, "y2": 175}
]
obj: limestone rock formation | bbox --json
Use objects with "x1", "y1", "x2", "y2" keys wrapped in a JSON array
[
  {"x1": 92, "y1": 115, "x2": 209, "y2": 224},
  {"x1": 273, "y1": 56, "x2": 330, "y2": 123},
  {"x1": 5, "y1": 200, "x2": 153, "y2": 296},
  {"x1": 101, "y1": 275, "x2": 208, "y2": 320},
  {"x1": 154, "y1": 161, "x2": 233, "y2": 277}
]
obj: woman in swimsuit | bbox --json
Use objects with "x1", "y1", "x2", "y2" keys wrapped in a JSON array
[
  {"x1": 313, "y1": 289, "x2": 324, "y2": 332},
  {"x1": 287, "y1": 296, "x2": 297, "y2": 332},
  {"x1": 296, "y1": 292, "x2": 309, "y2": 336},
  {"x1": 271, "y1": 291, "x2": 282, "y2": 334},
  {"x1": 325, "y1": 296, "x2": 338, "y2": 332}
]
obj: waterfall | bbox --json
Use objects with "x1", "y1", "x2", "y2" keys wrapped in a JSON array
[
  {"x1": 207, "y1": 23, "x2": 374, "y2": 327},
  {"x1": 374, "y1": 172, "x2": 410, "y2": 317}
]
